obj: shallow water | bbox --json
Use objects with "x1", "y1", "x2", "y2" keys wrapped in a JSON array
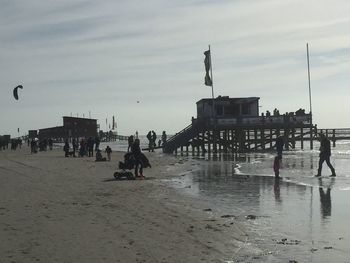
[{"x1": 166, "y1": 143, "x2": 350, "y2": 262}]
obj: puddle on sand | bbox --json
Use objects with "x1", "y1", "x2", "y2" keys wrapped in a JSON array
[{"x1": 167, "y1": 152, "x2": 350, "y2": 262}]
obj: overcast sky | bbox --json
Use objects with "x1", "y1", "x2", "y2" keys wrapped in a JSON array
[{"x1": 1, "y1": 0, "x2": 350, "y2": 136}]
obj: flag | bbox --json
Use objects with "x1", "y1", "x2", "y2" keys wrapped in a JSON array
[
  {"x1": 112, "y1": 116, "x2": 115, "y2": 130},
  {"x1": 204, "y1": 50, "x2": 212, "y2": 86}
]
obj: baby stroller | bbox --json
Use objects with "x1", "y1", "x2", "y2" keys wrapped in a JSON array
[{"x1": 114, "y1": 152, "x2": 151, "y2": 180}]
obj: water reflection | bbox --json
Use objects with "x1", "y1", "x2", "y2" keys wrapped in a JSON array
[
  {"x1": 318, "y1": 178, "x2": 334, "y2": 219},
  {"x1": 274, "y1": 178, "x2": 282, "y2": 203}
]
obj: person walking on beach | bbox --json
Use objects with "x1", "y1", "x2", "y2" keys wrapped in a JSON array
[
  {"x1": 161, "y1": 131, "x2": 167, "y2": 146},
  {"x1": 131, "y1": 138, "x2": 144, "y2": 178},
  {"x1": 87, "y1": 137, "x2": 94, "y2": 157},
  {"x1": 315, "y1": 133, "x2": 336, "y2": 177},
  {"x1": 48, "y1": 138, "x2": 53, "y2": 151},
  {"x1": 105, "y1": 145, "x2": 112, "y2": 161},
  {"x1": 64, "y1": 139, "x2": 70, "y2": 157},
  {"x1": 151, "y1": 131, "x2": 157, "y2": 151},
  {"x1": 79, "y1": 139, "x2": 86, "y2": 157},
  {"x1": 147, "y1": 131, "x2": 152, "y2": 152}
]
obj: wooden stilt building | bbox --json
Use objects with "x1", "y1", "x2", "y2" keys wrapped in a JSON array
[{"x1": 164, "y1": 96, "x2": 315, "y2": 154}]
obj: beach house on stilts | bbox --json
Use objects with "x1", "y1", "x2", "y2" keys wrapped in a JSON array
[{"x1": 163, "y1": 96, "x2": 314, "y2": 154}]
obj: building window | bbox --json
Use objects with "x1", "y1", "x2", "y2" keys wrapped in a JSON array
[{"x1": 242, "y1": 104, "x2": 250, "y2": 115}]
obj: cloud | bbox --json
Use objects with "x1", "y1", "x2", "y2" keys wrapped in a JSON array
[{"x1": 2, "y1": 0, "x2": 350, "y2": 136}]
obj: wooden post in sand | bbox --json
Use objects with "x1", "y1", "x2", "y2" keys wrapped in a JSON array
[{"x1": 260, "y1": 129, "x2": 265, "y2": 150}]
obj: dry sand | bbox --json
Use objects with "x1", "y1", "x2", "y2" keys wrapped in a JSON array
[{"x1": 0, "y1": 147, "x2": 250, "y2": 263}]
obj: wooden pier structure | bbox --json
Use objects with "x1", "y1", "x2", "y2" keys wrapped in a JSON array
[
  {"x1": 163, "y1": 96, "x2": 347, "y2": 154},
  {"x1": 164, "y1": 114, "x2": 316, "y2": 154}
]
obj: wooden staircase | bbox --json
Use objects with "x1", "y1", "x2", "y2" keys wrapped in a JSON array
[{"x1": 163, "y1": 122, "x2": 204, "y2": 153}]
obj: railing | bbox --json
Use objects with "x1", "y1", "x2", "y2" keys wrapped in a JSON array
[
  {"x1": 318, "y1": 128, "x2": 350, "y2": 140},
  {"x1": 206, "y1": 114, "x2": 312, "y2": 126},
  {"x1": 166, "y1": 123, "x2": 194, "y2": 143},
  {"x1": 115, "y1": 135, "x2": 129, "y2": 140}
]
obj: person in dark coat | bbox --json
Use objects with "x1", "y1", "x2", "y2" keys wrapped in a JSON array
[
  {"x1": 161, "y1": 131, "x2": 167, "y2": 145},
  {"x1": 151, "y1": 131, "x2": 157, "y2": 151},
  {"x1": 48, "y1": 138, "x2": 53, "y2": 150},
  {"x1": 146, "y1": 131, "x2": 152, "y2": 152},
  {"x1": 87, "y1": 137, "x2": 94, "y2": 157},
  {"x1": 131, "y1": 139, "x2": 143, "y2": 177},
  {"x1": 315, "y1": 133, "x2": 336, "y2": 177},
  {"x1": 63, "y1": 140, "x2": 70, "y2": 157},
  {"x1": 79, "y1": 139, "x2": 86, "y2": 157},
  {"x1": 105, "y1": 146, "x2": 112, "y2": 161}
]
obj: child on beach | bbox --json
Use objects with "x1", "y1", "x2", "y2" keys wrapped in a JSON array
[
  {"x1": 105, "y1": 146, "x2": 112, "y2": 161},
  {"x1": 273, "y1": 155, "x2": 281, "y2": 178}
]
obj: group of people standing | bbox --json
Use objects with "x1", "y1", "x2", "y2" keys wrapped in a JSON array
[
  {"x1": 29, "y1": 138, "x2": 53, "y2": 154},
  {"x1": 127, "y1": 131, "x2": 167, "y2": 153},
  {"x1": 146, "y1": 130, "x2": 167, "y2": 152},
  {"x1": 63, "y1": 136, "x2": 112, "y2": 162},
  {"x1": 146, "y1": 130, "x2": 157, "y2": 152}
]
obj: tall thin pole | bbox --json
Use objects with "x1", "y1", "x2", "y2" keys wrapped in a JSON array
[
  {"x1": 307, "y1": 43, "x2": 312, "y2": 123},
  {"x1": 209, "y1": 45, "x2": 217, "y2": 152},
  {"x1": 307, "y1": 43, "x2": 314, "y2": 150},
  {"x1": 209, "y1": 45, "x2": 216, "y2": 123}
]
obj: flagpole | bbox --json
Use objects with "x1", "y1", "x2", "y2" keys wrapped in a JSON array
[
  {"x1": 307, "y1": 43, "x2": 312, "y2": 124},
  {"x1": 307, "y1": 43, "x2": 314, "y2": 150},
  {"x1": 209, "y1": 45, "x2": 216, "y2": 124},
  {"x1": 209, "y1": 45, "x2": 217, "y2": 152}
]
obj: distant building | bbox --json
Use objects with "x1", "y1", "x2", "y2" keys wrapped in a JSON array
[
  {"x1": 38, "y1": 127, "x2": 64, "y2": 140},
  {"x1": 195, "y1": 96, "x2": 310, "y2": 127},
  {"x1": 63, "y1": 116, "x2": 97, "y2": 139},
  {"x1": 33, "y1": 116, "x2": 98, "y2": 141}
]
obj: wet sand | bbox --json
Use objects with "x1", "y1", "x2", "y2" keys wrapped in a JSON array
[
  {"x1": 0, "y1": 147, "x2": 249, "y2": 263},
  {"x1": 168, "y1": 150, "x2": 350, "y2": 262}
]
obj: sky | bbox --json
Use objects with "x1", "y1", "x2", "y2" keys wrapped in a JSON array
[{"x1": 1, "y1": 0, "x2": 350, "y2": 137}]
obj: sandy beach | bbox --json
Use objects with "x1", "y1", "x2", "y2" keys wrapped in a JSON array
[{"x1": 0, "y1": 147, "x2": 249, "y2": 263}]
